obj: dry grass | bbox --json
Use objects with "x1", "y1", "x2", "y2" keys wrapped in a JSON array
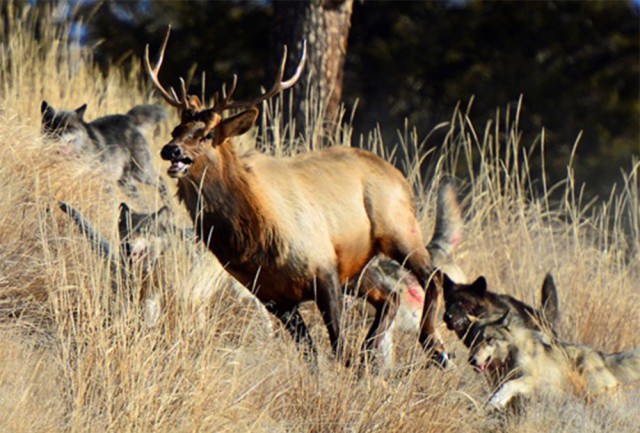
[{"x1": 0, "y1": 5, "x2": 638, "y2": 432}]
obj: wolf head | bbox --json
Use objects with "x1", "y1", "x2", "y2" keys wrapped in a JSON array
[
  {"x1": 41, "y1": 100, "x2": 92, "y2": 154},
  {"x1": 118, "y1": 203, "x2": 173, "y2": 267},
  {"x1": 442, "y1": 274, "x2": 496, "y2": 343},
  {"x1": 442, "y1": 273, "x2": 559, "y2": 347},
  {"x1": 467, "y1": 312, "x2": 514, "y2": 372}
]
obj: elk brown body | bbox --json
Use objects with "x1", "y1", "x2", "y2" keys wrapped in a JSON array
[{"x1": 146, "y1": 27, "x2": 446, "y2": 366}]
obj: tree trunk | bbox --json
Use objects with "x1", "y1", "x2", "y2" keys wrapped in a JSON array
[{"x1": 271, "y1": 0, "x2": 354, "y2": 135}]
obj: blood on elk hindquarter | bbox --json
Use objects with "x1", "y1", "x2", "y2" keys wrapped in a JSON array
[{"x1": 144, "y1": 26, "x2": 448, "y2": 367}]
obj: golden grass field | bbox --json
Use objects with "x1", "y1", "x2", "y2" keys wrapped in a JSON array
[{"x1": 0, "y1": 6, "x2": 638, "y2": 432}]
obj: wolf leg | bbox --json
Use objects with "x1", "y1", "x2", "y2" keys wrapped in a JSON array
[{"x1": 488, "y1": 377, "x2": 534, "y2": 409}]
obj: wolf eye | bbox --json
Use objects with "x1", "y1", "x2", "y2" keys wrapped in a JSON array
[{"x1": 205, "y1": 132, "x2": 214, "y2": 141}]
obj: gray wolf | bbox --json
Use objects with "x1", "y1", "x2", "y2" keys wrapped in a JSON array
[
  {"x1": 59, "y1": 201, "x2": 272, "y2": 328},
  {"x1": 59, "y1": 201, "x2": 179, "y2": 299},
  {"x1": 468, "y1": 311, "x2": 640, "y2": 409},
  {"x1": 147, "y1": 29, "x2": 447, "y2": 366},
  {"x1": 42, "y1": 101, "x2": 170, "y2": 204},
  {"x1": 442, "y1": 272, "x2": 559, "y2": 347},
  {"x1": 59, "y1": 201, "x2": 173, "y2": 325}
]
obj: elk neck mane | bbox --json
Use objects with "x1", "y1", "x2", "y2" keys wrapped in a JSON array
[{"x1": 176, "y1": 139, "x2": 284, "y2": 266}]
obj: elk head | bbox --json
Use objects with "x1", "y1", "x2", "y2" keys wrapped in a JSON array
[{"x1": 145, "y1": 27, "x2": 306, "y2": 178}]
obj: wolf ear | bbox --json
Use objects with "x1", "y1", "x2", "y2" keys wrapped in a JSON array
[
  {"x1": 41, "y1": 100, "x2": 53, "y2": 115},
  {"x1": 469, "y1": 276, "x2": 487, "y2": 296},
  {"x1": 441, "y1": 272, "x2": 457, "y2": 297},
  {"x1": 220, "y1": 108, "x2": 259, "y2": 138},
  {"x1": 153, "y1": 206, "x2": 171, "y2": 222},
  {"x1": 496, "y1": 310, "x2": 513, "y2": 330},
  {"x1": 75, "y1": 104, "x2": 87, "y2": 119},
  {"x1": 540, "y1": 272, "x2": 560, "y2": 325}
]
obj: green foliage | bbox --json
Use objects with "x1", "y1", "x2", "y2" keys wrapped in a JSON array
[
  {"x1": 75, "y1": 0, "x2": 271, "y2": 102},
  {"x1": 28, "y1": 0, "x2": 639, "y2": 199},
  {"x1": 346, "y1": 1, "x2": 639, "y2": 198}
]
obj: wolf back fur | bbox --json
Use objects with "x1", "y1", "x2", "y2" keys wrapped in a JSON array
[
  {"x1": 468, "y1": 312, "x2": 640, "y2": 409},
  {"x1": 42, "y1": 101, "x2": 170, "y2": 203}
]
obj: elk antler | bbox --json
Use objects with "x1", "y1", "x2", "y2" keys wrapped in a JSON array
[
  {"x1": 144, "y1": 26, "x2": 190, "y2": 111},
  {"x1": 145, "y1": 26, "x2": 306, "y2": 115},
  {"x1": 214, "y1": 40, "x2": 307, "y2": 113}
]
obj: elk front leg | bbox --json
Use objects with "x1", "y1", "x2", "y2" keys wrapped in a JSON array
[
  {"x1": 264, "y1": 301, "x2": 317, "y2": 365},
  {"x1": 315, "y1": 270, "x2": 346, "y2": 364},
  {"x1": 418, "y1": 272, "x2": 447, "y2": 367}
]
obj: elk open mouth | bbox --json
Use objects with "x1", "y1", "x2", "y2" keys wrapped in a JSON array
[{"x1": 167, "y1": 157, "x2": 193, "y2": 178}]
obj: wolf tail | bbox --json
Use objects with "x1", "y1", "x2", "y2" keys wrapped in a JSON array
[
  {"x1": 604, "y1": 348, "x2": 640, "y2": 385},
  {"x1": 59, "y1": 202, "x2": 113, "y2": 261},
  {"x1": 126, "y1": 104, "x2": 167, "y2": 132},
  {"x1": 427, "y1": 179, "x2": 466, "y2": 282}
]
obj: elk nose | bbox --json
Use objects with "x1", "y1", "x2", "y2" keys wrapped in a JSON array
[{"x1": 161, "y1": 143, "x2": 182, "y2": 161}]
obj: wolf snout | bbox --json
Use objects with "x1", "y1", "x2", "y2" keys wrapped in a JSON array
[
  {"x1": 443, "y1": 311, "x2": 453, "y2": 324},
  {"x1": 468, "y1": 354, "x2": 488, "y2": 372},
  {"x1": 161, "y1": 143, "x2": 183, "y2": 161},
  {"x1": 443, "y1": 311, "x2": 460, "y2": 330}
]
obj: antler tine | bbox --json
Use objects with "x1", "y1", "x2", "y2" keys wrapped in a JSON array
[
  {"x1": 179, "y1": 77, "x2": 190, "y2": 107},
  {"x1": 220, "y1": 40, "x2": 307, "y2": 112},
  {"x1": 144, "y1": 26, "x2": 187, "y2": 110},
  {"x1": 219, "y1": 74, "x2": 238, "y2": 108}
]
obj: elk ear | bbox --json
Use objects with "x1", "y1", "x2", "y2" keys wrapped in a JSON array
[
  {"x1": 187, "y1": 95, "x2": 202, "y2": 111},
  {"x1": 220, "y1": 108, "x2": 259, "y2": 138},
  {"x1": 75, "y1": 104, "x2": 88, "y2": 119}
]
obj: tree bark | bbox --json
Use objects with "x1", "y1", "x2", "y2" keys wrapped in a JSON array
[{"x1": 271, "y1": 0, "x2": 354, "y2": 134}]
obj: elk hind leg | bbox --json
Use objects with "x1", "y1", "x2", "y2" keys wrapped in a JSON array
[
  {"x1": 359, "y1": 285, "x2": 400, "y2": 369},
  {"x1": 382, "y1": 237, "x2": 448, "y2": 367}
]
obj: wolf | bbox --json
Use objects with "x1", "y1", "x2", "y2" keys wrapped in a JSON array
[
  {"x1": 442, "y1": 272, "x2": 559, "y2": 347},
  {"x1": 58, "y1": 201, "x2": 272, "y2": 328},
  {"x1": 468, "y1": 311, "x2": 640, "y2": 409},
  {"x1": 42, "y1": 101, "x2": 170, "y2": 204},
  {"x1": 59, "y1": 201, "x2": 180, "y2": 316}
]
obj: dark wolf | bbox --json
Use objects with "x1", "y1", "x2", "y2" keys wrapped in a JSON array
[
  {"x1": 42, "y1": 101, "x2": 170, "y2": 204},
  {"x1": 442, "y1": 272, "x2": 559, "y2": 347},
  {"x1": 468, "y1": 311, "x2": 640, "y2": 409}
]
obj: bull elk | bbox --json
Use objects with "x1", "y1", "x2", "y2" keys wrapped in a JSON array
[{"x1": 145, "y1": 27, "x2": 448, "y2": 367}]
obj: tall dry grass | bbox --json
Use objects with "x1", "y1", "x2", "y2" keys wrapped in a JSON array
[{"x1": 0, "y1": 5, "x2": 638, "y2": 432}]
